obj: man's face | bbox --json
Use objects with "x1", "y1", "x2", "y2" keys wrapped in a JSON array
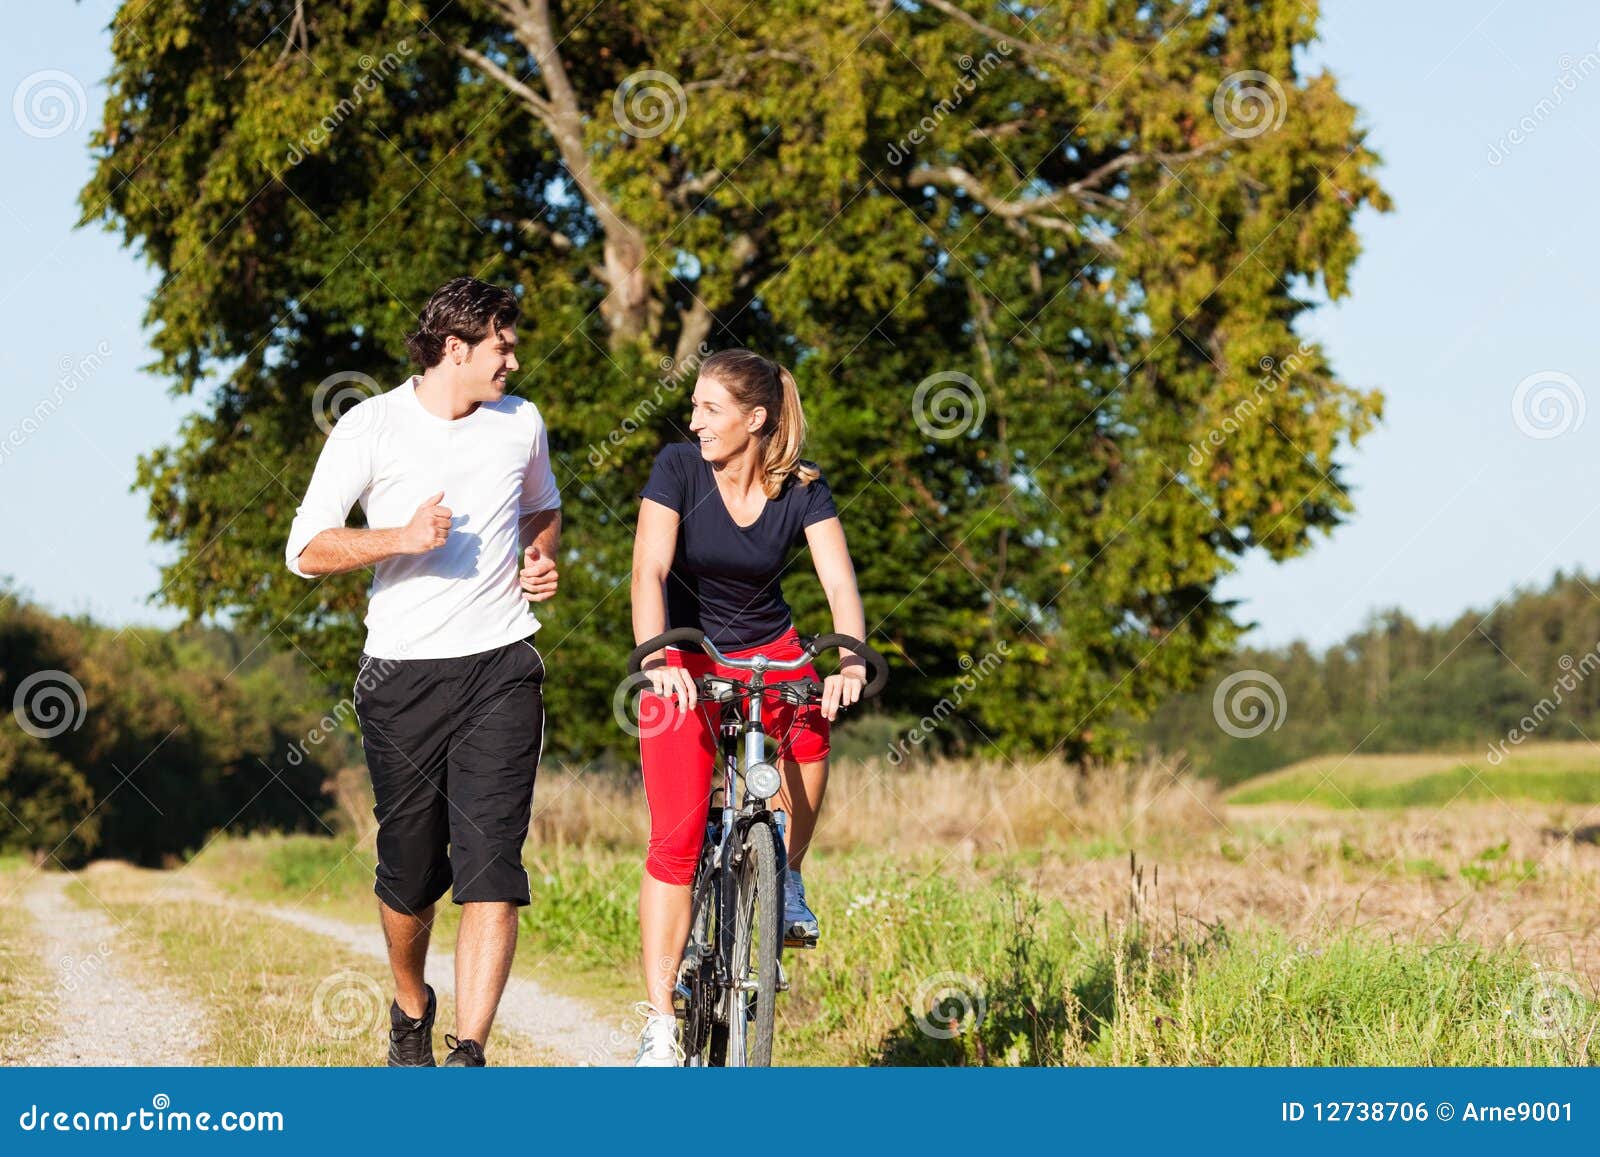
[{"x1": 461, "y1": 325, "x2": 518, "y2": 399}]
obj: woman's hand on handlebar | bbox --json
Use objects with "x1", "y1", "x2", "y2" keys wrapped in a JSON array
[
  {"x1": 819, "y1": 665, "x2": 867, "y2": 721},
  {"x1": 640, "y1": 652, "x2": 698, "y2": 712}
]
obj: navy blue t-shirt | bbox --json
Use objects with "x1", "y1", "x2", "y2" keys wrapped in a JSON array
[{"x1": 639, "y1": 443, "x2": 839, "y2": 650}]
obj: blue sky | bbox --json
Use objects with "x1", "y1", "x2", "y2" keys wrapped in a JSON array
[{"x1": 2, "y1": 2, "x2": 1597, "y2": 650}]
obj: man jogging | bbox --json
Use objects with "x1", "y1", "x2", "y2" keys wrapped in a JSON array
[{"x1": 284, "y1": 277, "x2": 561, "y2": 1067}]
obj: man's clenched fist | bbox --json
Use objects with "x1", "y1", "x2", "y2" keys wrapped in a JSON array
[
  {"x1": 403, "y1": 491, "x2": 452, "y2": 554},
  {"x1": 520, "y1": 543, "x2": 558, "y2": 602}
]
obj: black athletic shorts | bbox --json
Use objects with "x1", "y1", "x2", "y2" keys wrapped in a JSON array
[{"x1": 352, "y1": 636, "x2": 545, "y2": 913}]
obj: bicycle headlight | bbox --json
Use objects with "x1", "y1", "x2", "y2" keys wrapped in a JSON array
[{"x1": 745, "y1": 760, "x2": 782, "y2": 801}]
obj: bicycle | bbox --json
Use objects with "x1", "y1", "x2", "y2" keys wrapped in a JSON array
[{"x1": 626, "y1": 627, "x2": 889, "y2": 1066}]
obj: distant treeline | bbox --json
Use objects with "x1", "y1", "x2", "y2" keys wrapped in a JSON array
[
  {"x1": 1136, "y1": 572, "x2": 1600, "y2": 785},
  {"x1": 0, "y1": 583, "x2": 351, "y2": 865}
]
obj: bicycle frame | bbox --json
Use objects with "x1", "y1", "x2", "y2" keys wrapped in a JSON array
[{"x1": 697, "y1": 643, "x2": 814, "y2": 1063}]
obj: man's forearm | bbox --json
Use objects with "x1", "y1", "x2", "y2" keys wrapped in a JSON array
[
  {"x1": 521, "y1": 508, "x2": 561, "y2": 557},
  {"x1": 296, "y1": 527, "x2": 413, "y2": 577}
]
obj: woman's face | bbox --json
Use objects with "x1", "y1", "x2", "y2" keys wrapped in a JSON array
[{"x1": 689, "y1": 375, "x2": 764, "y2": 464}]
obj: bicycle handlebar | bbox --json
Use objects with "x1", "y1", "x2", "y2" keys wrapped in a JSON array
[{"x1": 627, "y1": 628, "x2": 890, "y2": 700}]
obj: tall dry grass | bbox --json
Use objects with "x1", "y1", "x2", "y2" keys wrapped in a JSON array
[{"x1": 508, "y1": 754, "x2": 1224, "y2": 855}]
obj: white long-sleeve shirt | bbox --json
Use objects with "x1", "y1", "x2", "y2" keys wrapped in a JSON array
[{"x1": 284, "y1": 376, "x2": 561, "y2": 660}]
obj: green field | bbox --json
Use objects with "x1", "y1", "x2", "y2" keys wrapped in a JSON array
[{"x1": 1224, "y1": 742, "x2": 1600, "y2": 809}]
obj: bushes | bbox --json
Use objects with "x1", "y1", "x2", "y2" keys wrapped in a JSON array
[{"x1": 0, "y1": 585, "x2": 349, "y2": 864}]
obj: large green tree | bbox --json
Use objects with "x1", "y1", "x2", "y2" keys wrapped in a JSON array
[{"x1": 83, "y1": 0, "x2": 1387, "y2": 762}]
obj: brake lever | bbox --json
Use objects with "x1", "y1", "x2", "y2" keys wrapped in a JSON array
[{"x1": 777, "y1": 679, "x2": 823, "y2": 706}]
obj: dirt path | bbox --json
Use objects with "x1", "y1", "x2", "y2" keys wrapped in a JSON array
[
  {"x1": 231, "y1": 898, "x2": 636, "y2": 1065},
  {"x1": 21, "y1": 872, "x2": 205, "y2": 1065}
]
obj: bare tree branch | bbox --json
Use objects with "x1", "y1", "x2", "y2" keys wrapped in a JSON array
[
  {"x1": 455, "y1": 45, "x2": 556, "y2": 121},
  {"x1": 906, "y1": 140, "x2": 1223, "y2": 249},
  {"x1": 277, "y1": 0, "x2": 309, "y2": 65},
  {"x1": 919, "y1": 0, "x2": 1104, "y2": 84}
]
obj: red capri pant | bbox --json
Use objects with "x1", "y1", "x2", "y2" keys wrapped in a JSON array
[{"x1": 640, "y1": 627, "x2": 830, "y2": 885}]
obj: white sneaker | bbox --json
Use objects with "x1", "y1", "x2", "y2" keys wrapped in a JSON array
[{"x1": 632, "y1": 1002, "x2": 684, "y2": 1067}]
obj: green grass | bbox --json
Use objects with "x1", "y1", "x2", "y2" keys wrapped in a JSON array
[
  {"x1": 189, "y1": 835, "x2": 1600, "y2": 1066},
  {"x1": 1226, "y1": 742, "x2": 1600, "y2": 808}
]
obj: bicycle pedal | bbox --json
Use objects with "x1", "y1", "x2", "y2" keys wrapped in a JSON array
[{"x1": 783, "y1": 934, "x2": 819, "y2": 950}]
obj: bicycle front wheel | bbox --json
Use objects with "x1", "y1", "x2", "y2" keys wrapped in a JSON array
[{"x1": 709, "y1": 819, "x2": 782, "y2": 1066}]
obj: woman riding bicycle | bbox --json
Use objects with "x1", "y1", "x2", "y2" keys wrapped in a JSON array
[{"x1": 629, "y1": 349, "x2": 869, "y2": 1066}]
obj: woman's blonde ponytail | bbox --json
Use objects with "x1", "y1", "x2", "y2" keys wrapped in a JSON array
[{"x1": 760, "y1": 364, "x2": 819, "y2": 499}]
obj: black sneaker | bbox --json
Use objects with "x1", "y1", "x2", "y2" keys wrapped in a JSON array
[
  {"x1": 387, "y1": 985, "x2": 436, "y2": 1068},
  {"x1": 442, "y1": 1035, "x2": 486, "y2": 1067}
]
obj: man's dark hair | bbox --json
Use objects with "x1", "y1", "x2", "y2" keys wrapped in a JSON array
[{"x1": 403, "y1": 277, "x2": 520, "y2": 368}]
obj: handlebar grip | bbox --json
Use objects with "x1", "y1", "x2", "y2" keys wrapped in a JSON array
[
  {"x1": 627, "y1": 628, "x2": 708, "y2": 675},
  {"x1": 804, "y1": 633, "x2": 890, "y2": 699}
]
